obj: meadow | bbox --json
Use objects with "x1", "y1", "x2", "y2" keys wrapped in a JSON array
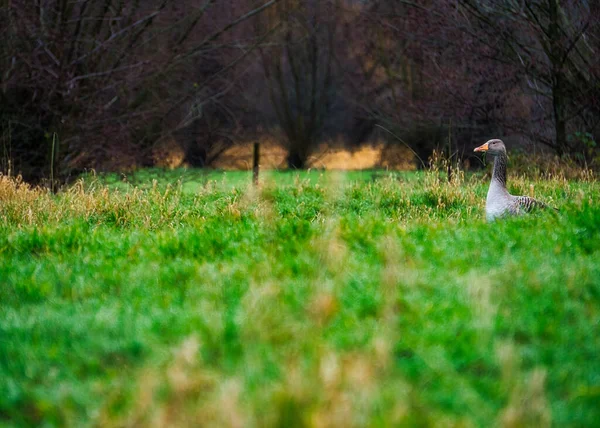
[{"x1": 0, "y1": 165, "x2": 599, "y2": 427}]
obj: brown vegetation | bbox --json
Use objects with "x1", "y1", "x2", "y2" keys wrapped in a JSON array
[{"x1": 155, "y1": 134, "x2": 415, "y2": 171}]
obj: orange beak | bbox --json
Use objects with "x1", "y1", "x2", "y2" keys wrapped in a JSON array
[{"x1": 474, "y1": 142, "x2": 489, "y2": 152}]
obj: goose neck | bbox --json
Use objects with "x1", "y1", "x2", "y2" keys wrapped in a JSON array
[{"x1": 492, "y1": 153, "x2": 507, "y2": 187}]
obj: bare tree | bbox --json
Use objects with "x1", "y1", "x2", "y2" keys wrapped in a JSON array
[
  {"x1": 259, "y1": 0, "x2": 338, "y2": 168},
  {"x1": 338, "y1": 1, "x2": 510, "y2": 167},
  {"x1": 336, "y1": 0, "x2": 599, "y2": 166},
  {"x1": 0, "y1": 0, "x2": 279, "y2": 182},
  {"x1": 458, "y1": 0, "x2": 600, "y2": 159}
]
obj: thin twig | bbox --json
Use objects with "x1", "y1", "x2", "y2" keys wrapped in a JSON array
[{"x1": 375, "y1": 124, "x2": 426, "y2": 169}]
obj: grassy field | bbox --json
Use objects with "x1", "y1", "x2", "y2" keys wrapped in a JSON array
[{"x1": 1, "y1": 166, "x2": 599, "y2": 427}]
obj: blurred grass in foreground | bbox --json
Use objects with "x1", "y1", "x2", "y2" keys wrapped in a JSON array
[{"x1": 0, "y1": 168, "x2": 599, "y2": 427}]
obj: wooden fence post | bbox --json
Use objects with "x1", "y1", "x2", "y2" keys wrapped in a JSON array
[{"x1": 253, "y1": 142, "x2": 260, "y2": 185}]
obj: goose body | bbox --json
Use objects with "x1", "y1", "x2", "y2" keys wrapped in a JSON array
[{"x1": 474, "y1": 139, "x2": 549, "y2": 221}]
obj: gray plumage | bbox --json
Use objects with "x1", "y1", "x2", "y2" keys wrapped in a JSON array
[{"x1": 474, "y1": 139, "x2": 552, "y2": 221}]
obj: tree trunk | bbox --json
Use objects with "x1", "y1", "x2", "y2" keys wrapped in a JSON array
[
  {"x1": 252, "y1": 142, "x2": 260, "y2": 185},
  {"x1": 287, "y1": 143, "x2": 308, "y2": 169},
  {"x1": 548, "y1": 0, "x2": 567, "y2": 155},
  {"x1": 552, "y1": 78, "x2": 567, "y2": 156}
]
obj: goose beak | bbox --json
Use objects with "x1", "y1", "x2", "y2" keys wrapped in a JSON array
[{"x1": 474, "y1": 142, "x2": 489, "y2": 152}]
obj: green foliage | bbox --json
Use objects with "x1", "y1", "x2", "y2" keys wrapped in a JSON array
[{"x1": 0, "y1": 170, "x2": 599, "y2": 426}]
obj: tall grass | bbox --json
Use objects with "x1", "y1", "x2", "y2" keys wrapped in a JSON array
[{"x1": 0, "y1": 167, "x2": 599, "y2": 427}]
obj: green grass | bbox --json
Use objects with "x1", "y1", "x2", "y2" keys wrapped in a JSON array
[{"x1": 1, "y1": 168, "x2": 599, "y2": 427}]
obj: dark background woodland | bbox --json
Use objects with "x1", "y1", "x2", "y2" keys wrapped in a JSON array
[{"x1": 1, "y1": 0, "x2": 599, "y2": 183}]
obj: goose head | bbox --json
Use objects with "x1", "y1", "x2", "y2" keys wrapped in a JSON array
[{"x1": 474, "y1": 139, "x2": 506, "y2": 156}]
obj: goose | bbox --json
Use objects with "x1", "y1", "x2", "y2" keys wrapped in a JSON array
[{"x1": 474, "y1": 139, "x2": 551, "y2": 221}]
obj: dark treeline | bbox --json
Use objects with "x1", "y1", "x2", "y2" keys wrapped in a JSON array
[{"x1": 1, "y1": 0, "x2": 599, "y2": 182}]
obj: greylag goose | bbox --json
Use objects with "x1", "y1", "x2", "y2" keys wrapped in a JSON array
[{"x1": 474, "y1": 139, "x2": 551, "y2": 221}]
